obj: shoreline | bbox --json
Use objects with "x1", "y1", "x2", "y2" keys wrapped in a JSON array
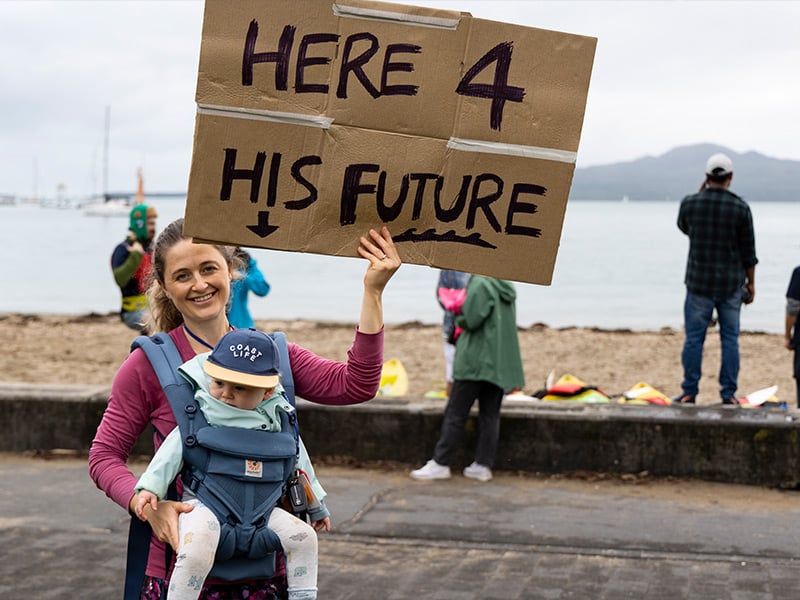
[
  {"x1": 2, "y1": 308, "x2": 785, "y2": 334},
  {"x1": 1, "y1": 311, "x2": 794, "y2": 407}
]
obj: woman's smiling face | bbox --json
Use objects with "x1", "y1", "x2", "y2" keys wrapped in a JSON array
[{"x1": 161, "y1": 239, "x2": 232, "y2": 324}]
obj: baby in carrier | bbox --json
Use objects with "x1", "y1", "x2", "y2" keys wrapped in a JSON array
[{"x1": 135, "y1": 329, "x2": 329, "y2": 600}]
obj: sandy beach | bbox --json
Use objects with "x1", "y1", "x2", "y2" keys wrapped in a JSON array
[{"x1": 1, "y1": 311, "x2": 794, "y2": 407}]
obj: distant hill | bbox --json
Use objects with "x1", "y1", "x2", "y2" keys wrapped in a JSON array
[{"x1": 569, "y1": 143, "x2": 800, "y2": 202}]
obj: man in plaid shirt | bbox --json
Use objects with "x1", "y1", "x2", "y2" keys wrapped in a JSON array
[{"x1": 674, "y1": 153, "x2": 758, "y2": 406}]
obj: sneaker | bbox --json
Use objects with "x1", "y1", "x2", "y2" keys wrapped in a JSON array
[
  {"x1": 410, "y1": 459, "x2": 451, "y2": 481},
  {"x1": 671, "y1": 393, "x2": 696, "y2": 405},
  {"x1": 722, "y1": 397, "x2": 741, "y2": 406},
  {"x1": 463, "y1": 462, "x2": 493, "y2": 482}
]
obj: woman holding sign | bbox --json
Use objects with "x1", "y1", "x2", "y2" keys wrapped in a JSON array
[{"x1": 89, "y1": 217, "x2": 400, "y2": 599}]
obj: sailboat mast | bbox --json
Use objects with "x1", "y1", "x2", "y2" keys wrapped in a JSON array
[{"x1": 103, "y1": 106, "x2": 110, "y2": 201}]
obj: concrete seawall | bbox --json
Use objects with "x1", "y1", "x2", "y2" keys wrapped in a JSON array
[{"x1": 2, "y1": 383, "x2": 798, "y2": 488}]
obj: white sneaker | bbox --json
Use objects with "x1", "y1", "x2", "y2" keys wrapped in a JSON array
[
  {"x1": 410, "y1": 459, "x2": 451, "y2": 481},
  {"x1": 463, "y1": 462, "x2": 492, "y2": 482}
]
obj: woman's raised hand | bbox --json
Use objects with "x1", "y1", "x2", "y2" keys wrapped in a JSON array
[
  {"x1": 358, "y1": 226, "x2": 401, "y2": 292},
  {"x1": 357, "y1": 227, "x2": 401, "y2": 333}
]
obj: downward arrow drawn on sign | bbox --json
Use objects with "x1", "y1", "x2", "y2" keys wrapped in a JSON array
[{"x1": 247, "y1": 211, "x2": 279, "y2": 238}]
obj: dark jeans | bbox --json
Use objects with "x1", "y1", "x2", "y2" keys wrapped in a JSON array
[
  {"x1": 432, "y1": 379, "x2": 504, "y2": 468},
  {"x1": 680, "y1": 289, "x2": 742, "y2": 400},
  {"x1": 794, "y1": 333, "x2": 800, "y2": 408},
  {"x1": 795, "y1": 377, "x2": 799, "y2": 409}
]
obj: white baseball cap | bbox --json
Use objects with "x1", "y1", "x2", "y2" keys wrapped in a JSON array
[{"x1": 705, "y1": 153, "x2": 733, "y2": 176}]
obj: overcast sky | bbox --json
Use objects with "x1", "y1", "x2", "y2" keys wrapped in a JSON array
[{"x1": 2, "y1": 0, "x2": 798, "y2": 199}]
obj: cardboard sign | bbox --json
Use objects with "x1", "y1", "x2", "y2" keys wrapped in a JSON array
[{"x1": 184, "y1": 0, "x2": 596, "y2": 285}]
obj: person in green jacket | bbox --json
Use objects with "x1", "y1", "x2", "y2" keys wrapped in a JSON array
[{"x1": 411, "y1": 275, "x2": 524, "y2": 482}]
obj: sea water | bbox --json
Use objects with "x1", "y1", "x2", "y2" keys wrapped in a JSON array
[{"x1": 3, "y1": 199, "x2": 797, "y2": 333}]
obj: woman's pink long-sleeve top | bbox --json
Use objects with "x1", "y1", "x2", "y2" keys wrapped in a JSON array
[{"x1": 89, "y1": 325, "x2": 383, "y2": 580}]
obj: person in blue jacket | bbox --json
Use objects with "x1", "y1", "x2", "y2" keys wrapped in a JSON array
[{"x1": 228, "y1": 247, "x2": 271, "y2": 329}]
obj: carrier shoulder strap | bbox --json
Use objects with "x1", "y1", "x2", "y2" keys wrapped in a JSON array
[
  {"x1": 270, "y1": 331, "x2": 299, "y2": 442},
  {"x1": 130, "y1": 332, "x2": 200, "y2": 465},
  {"x1": 271, "y1": 331, "x2": 295, "y2": 407}
]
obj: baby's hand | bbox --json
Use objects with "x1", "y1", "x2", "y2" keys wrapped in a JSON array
[
  {"x1": 134, "y1": 490, "x2": 160, "y2": 521},
  {"x1": 311, "y1": 517, "x2": 331, "y2": 533}
]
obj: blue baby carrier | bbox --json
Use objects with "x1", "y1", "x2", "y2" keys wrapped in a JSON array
[{"x1": 124, "y1": 331, "x2": 298, "y2": 599}]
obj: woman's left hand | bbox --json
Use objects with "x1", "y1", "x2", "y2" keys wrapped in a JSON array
[
  {"x1": 358, "y1": 226, "x2": 401, "y2": 292},
  {"x1": 356, "y1": 227, "x2": 401, "y2": 333}
]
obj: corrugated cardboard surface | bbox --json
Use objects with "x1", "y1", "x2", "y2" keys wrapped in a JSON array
[{"x1": 185, "y1": 0, "x2": 596, "y2": 285}]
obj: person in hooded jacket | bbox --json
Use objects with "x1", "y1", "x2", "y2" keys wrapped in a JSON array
[
  {"x1": 111, "y1": 203, "x2": 158, "y2": 332},
  {"x1": 411, "y1": 275, "x2": 524, "y2": 482}
]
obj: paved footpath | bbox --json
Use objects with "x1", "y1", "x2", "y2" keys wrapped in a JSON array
[{"x1": 1, "y1": 454, "x2": 798, "y2": 599}]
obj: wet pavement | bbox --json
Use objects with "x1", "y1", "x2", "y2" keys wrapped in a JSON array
[{"x1": 0, "y1": 454, "x2": 798, "y2": 599}]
